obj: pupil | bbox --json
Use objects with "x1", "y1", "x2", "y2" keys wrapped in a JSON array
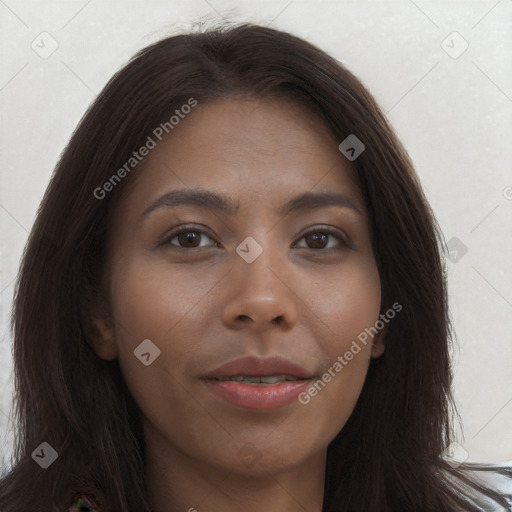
[
  {"x1": 179, "y1": 232, "x2": 199, "y2": 247},
  {"x1": 307, "y1": 233, "x2": 327, "y2": 249}
]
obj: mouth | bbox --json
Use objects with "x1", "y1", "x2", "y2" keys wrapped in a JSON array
[
  {"x1": 200, "y1": 355, "x2": 316, "y2": 409},
  {"x1": 201, "y1": 354, "x2": 315, "y2": 380}
]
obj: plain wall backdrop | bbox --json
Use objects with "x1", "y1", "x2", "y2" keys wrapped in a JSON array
[{"x1": 1, "y1": 0, "x2": 511, "y2": 470}]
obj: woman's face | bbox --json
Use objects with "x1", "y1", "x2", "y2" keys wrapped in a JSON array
[{"x1": 92, "y1": 97, "x2": 384, "y2": 477}]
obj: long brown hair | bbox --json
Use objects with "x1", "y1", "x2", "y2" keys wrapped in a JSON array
[{"x1": 0, "y1": 21, "x2": 510, "y2": 512}]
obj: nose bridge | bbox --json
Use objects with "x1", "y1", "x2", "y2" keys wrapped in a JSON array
[
  {"x1": 235, "y1": 234, "x2": 282, "y2": 298},
  {"x1": 221, "y1": 233, "x2": 298, "y2": 330}
]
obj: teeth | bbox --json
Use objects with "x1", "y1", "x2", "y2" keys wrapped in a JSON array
[
  {"x1": 217, "y1": 375, "x2": 300, "y2": 383},
  {"x1": 237, "y1": 375, "x2": 260, "y2": 383},
  {"x1": 260, "y1": 375, "x2": 286, "y2": 384}
]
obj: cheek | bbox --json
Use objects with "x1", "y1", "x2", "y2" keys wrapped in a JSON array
[
  {"x1": 298, "y1": 260, "x2": 381, "y2": 424},
  {"x1": 107, "y1": 257, "x2": 219, "y2": 405},
  {"x1": 305, "y1": 257, "x2": 381, "y2": 343},
  {"x1": 109, "y1": 256, "x2": 219, "y2": 346}
]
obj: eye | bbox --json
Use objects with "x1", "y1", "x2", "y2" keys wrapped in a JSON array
[
  {"x1": 159, "y1": 226, "x2": 218, "y2": 249},
  {"x1": 292, "y1": 227, "x2": 352, "y2": 250}
]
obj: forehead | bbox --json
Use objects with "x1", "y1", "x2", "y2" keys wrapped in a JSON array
[{"x1": 112, "y1": 96, "x2": 365, "y2": 221}]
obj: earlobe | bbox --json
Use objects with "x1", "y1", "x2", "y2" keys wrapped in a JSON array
[
  {"x1": 88, "y1": 313, "x2": 118, "y2": 361},
  {"x1": 371, "y1": 342, "x2": 385, "y2": 358},
  {"x1": 370, "y1": 325, "x2": 386, "y2": 359}
]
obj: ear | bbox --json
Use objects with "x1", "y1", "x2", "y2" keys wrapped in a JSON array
[
  {"x1": 370, "y1": 322, "x2": 387, "y2": 359},
  {"x1": 88, "y1": 309, "x2": 118, "y2": 361}
]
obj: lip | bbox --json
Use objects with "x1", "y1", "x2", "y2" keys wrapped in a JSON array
[
  {"x1": 202, "y1": 355, "x2": 315, "y2": 380},
  {"x1": 200, "y1": 355, "x2": 315, "y2": 409}
]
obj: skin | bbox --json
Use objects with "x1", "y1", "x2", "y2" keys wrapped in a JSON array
[{"x1": 91, "y1": 96, "x2": 386, "y2": 512}]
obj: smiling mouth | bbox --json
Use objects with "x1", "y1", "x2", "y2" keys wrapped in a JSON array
[
  {"x1": 201, "y1": 355, "x2": 316, "y2": 408},
  {"x1": 209, "y1": 374, "x2": 309, "y2": 384}
]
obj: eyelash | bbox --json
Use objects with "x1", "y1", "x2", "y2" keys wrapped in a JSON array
[{"x1": 158, "y1": 224, "x2": 353, "y2": 251}]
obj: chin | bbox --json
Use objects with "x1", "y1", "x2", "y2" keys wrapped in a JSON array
[{"x1": 217, "y1": 440, "x2": 321, "y2": 477}]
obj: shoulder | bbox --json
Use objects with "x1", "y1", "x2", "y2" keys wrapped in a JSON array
[
  {"x1": 444, "y1": 462, "x2": 512, "y2": 511},
  {"x1": 469, "y1": 464, "x2": 512, "y2": 511},
  {"x1": 65, "y1": 492, "x2": 101, "y2": 512}
]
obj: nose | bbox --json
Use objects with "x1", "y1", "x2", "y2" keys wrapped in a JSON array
[{"x1": 221, "y1": 247, "x2": 299, "y2": 334}]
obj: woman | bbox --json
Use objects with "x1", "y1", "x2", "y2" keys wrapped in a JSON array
[{"x1": 0, "y1": 22, "x2": 510, "y2": 512}]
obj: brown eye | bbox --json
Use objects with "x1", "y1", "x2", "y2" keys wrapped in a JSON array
[
  {"x1": 175, "y1": 231, "x2": 203, "y2": 247},
  {"x1": 293, "y1": 228, "x2": 352, "y2": 250},
  {"x1": 160, "y1": 227, "x2": 217, "y2": 249},
  {"x1": 304, "y1": 232, "x2": 329, "y2": 249}
]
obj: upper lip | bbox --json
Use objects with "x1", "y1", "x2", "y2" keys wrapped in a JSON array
[{"x1": 202, "y1": 355, "x2": 315, "y2": 380}]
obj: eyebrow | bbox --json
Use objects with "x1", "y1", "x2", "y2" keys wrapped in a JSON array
[{"x1": 138, "y1": 188, "x2": 362, "y2": 222}]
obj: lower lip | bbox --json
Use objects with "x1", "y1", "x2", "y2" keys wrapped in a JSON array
[{"x1": 201, "y1": 379, "x2": 314, "y2": 409}]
